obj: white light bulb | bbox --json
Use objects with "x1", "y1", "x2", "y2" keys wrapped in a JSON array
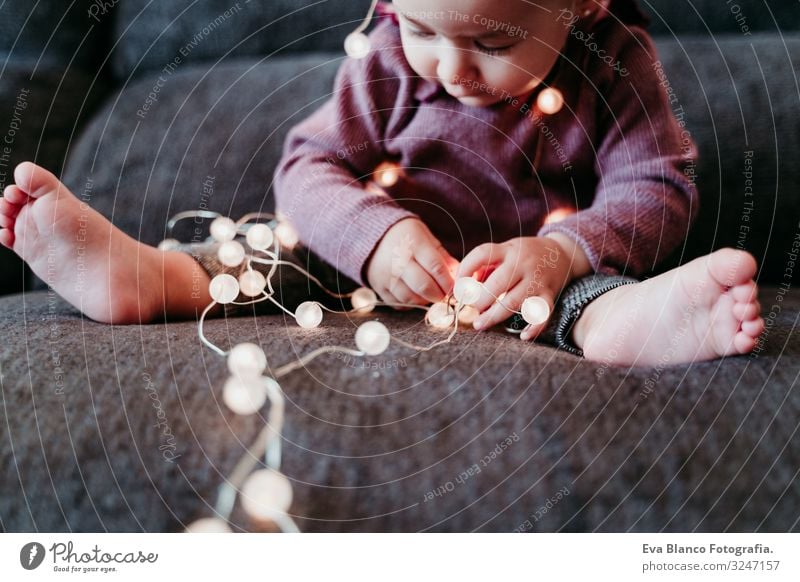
[
  {"x1": 344, "y1": 32, "x2": 371, "y2": 59},
  {"x1": 246, "y1": 224, "x2": 274, "y2": 251},
  {"x1": 218, "y1": 240, "x2": 246, "y2": 267},
  {"x1": 351, "y1": 287, "x2": 378, "y2": 313},
  {"x1": 239, "y1": 270, "x2": 267, "y2": 297},
  {"x1": 521, "y1": 296, "x2": 551, "y2": 325},
  {"x1": 157, "y1": 238, "x2": 180, "y2": 251},
  {"x1": 453, "y1": 277, "x2": 483, "y2": 305},
  {"x1": 210, "y1": 217, "x2": 238, "y2": 242},
  {"x1": 227, "y1": 343, "x2": 267, "y2": 378},
  {"x1": 241, "y1": 469, "x2": 294, "y2": 522},
  {"x1": 223, "y1": 376, "x2": 268, "y2": 415},
  {"x1": 373, "y1": 161, "x2": 401, "y2": 188},
  {"x1": 209, "y1": 274, "x2": 240, "y2": 304},
  {"x1": 355, "y1": 321, "x2": 391, "y2": 355},
  {"x1": 457, "y1": 305, "x2": 480, "y2": 326},
  {"x1": 295, "y1": 301, "x2": 323, "y2": 329},
  {"x1": 426, "y1": 302, "x2": 455, "y2": 329},
  {"x1": 274, "y1": 221, "x2": 298, "y2": 250},
  {"x1": 184, "y1": 518, "x2": 232, "y2": 533},
  {"x1": 537, "y1": 87, "x2": 564, "y2": 115}
]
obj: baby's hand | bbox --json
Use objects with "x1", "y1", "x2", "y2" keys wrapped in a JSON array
[
  {"x1": 366, "y1": 217, "x2": 459, "y2": 308},
  {"x1": 456, "y1": 236, "x2": 574, "y2": 340}
]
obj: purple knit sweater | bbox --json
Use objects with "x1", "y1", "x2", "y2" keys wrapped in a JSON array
[{"x1": 274, "y1": 5, "x2": 697, "y2": 286}]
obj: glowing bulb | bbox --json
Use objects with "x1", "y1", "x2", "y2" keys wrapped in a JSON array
[
  {"x1": 274, "y1": 221, "x2": 298, "y2": 249},
  {"x1": 227, "y1": 343, "x2": 267, "y2": 378},
  {"x1": 218, "y1": 240, "x2": 246, "y2": 267},
  {"x1": 210, "y1": 217, "x2": 238, "y2": 242},
  {"x1": 355, "y1": 321, "x2": 391, "y2": 355},
  {"x1": 157, "y1": 238, "x2": 180, "y2": 251},
  {"x1": 223, "y1": 376, "x2": 268, "y2": 415},
  {"x1": 239, "y1": 270, "x2": 267, "y2": 297},
  {"x1": 185, "y1": 518, "x2": 232, "y2": 533},
  {"x1": 295, "y1": 301, "x2": 323, "y2": 329},
  {"x1": 373, "y1": 161, "x2": 401, "y2": 188},
  {"x1": 246, "y1": 224, "x2": 274, "y2": 251},
  {"x1": 453, "y1": 277, "x2": 483, "y2": 305},
  {"x1": 241, "y1": 469, "x2": 293, "y2": 522},
  {"x1": 426, "y1": 302, "x2": 455, "y2": 329},
  {"x1": 521, "y1": 296, "x2": 551, "y2": 325},
  {"x1": 209, "y1": 274, "x2": 240, "y2": 304},
  {"x1": 537, "y1": 87, "x2": 564, "y2": 115},
  {"x1": 544, "y1": 207, "x2": 574, "y2": 224},
  {"x1": 344, "y1": 32, "x2": 371, "y2": 59},
  {"x1": 351, "y1": 287, "x2": 378, "y2": 313},
  {"x1": 457, "y1": 305, "x2": 480, "y2": 326}
]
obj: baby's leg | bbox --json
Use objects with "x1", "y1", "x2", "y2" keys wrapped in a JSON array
[
  {"x1": 187, "y1": 240, "x2": 360, "y2": 316},
  {"x1": 570, "y1": 249, "x2": 764, "y2": 366},
  {"x1": 0, "y1": 162, "x2": 212, "y2": 323}
]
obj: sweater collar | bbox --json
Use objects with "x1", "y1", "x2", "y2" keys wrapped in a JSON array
[{"x1": 413, "y1": 77, "x2": 445, "y2": 103}]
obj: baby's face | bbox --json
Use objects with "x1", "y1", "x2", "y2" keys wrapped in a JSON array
[{"x1": 393, "y1": 0, "x2": 574, "y2": 107}]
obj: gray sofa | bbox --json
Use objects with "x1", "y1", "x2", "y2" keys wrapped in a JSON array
[{"x1": 1, "y1": 0, "x2": 798, "y2": 532}]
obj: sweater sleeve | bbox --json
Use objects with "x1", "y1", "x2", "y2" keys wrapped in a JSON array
[
  {"x1": 273, "y1": 23, "x2": 418, "y2": 286},
  {"x1": 538, "y1": 25, "x2": 699, "y2": 277}
]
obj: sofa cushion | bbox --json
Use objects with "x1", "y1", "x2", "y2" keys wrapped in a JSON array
[{"x1": 0, "y1": 285, "x2": 797, "y2": 532}]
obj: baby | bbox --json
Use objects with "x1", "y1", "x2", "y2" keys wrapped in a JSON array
[{"x1": 0, "y1": 0, "x2": 764, "y2": 366}]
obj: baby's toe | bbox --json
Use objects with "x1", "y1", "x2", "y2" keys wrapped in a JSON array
[
  {"x1": 733, "y1": 300, "x2": 760, "y2": 321},
  {"x1": 0, "y1": 213, "x2": 14, "y2": 228},
  {"x1": 3, "y1": 185, "x2": 30, "y2": 205},
  {"x1": 0, "y1": 228, "x2": 14, "y2": 248},
  {"x1": 731, "y1": 280, "x2": 758, "y2": 303},
  {"x1": 741, "y1": 317, "x2": 765, "y2": 338},
  {"x1": 733, "y1": 331, "x2": 757, "y2": 354},
  {"x1": 14, "y1": 161, "x2": 63, "y2": 198},
  {"x1": 0, "y1": 197, "x2": 21, "y2": 220}
]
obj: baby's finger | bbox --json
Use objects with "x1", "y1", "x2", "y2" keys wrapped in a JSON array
[
  {"x1": 456, "y1": 243, "x2": 503, "y2": 279},
  {"x1": 402, "y1": 259, "x2": 446, "y2": 303},
  {"x1": 415, "y1": 243, "x2": 455, "y2": 296},
  {"x1": 471, "y1": 263, "x2": 518, "y2": 313},
  {"x1": 387, "y1": 278, "x2": 429, "y2": 308},
  {"x1": 473, "y1": 282, "x2": 528, "y2": 331},
  {"x1": 519, "y1": 291, "x2": 556, "y2": 341}
]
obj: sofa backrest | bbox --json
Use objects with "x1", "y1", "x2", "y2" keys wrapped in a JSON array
[{"x1": 102, "y1": 0, "x2": 800, "y2": 81}]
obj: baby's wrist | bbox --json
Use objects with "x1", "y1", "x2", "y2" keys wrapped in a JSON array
[{"x1": 543, "y1": 233, "x2": 592, "y2": 281}]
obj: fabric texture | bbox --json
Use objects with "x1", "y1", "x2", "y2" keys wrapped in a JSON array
[
  {"x1": 1, "y1": 285, "x2": 797, "y2": 533},
  {"x1": 186, "y1": 239, "x2": 639, "y2": 356},
  {"x1": 273, "y1": 10, "x2": 698, "y2": 286}
]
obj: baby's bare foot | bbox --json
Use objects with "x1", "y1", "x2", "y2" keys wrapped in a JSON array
[
  {"x1": 0, "y1": 162, "x2": 209, "y2": 323},
  {"x1": 572, "y1": 248, "x2": 764, "y2": 366}
]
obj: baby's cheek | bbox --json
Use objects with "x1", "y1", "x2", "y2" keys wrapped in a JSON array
[{"x1": 401, "y1": 44, "x2": 433, "y2": 79}]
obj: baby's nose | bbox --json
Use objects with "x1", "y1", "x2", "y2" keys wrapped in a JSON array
[{"x1": 437, "y1": 46, "x2": 478, "y2": 86}]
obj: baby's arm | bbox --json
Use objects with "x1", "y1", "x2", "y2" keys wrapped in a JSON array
[
  {"x1": 538, "y1": 25, "x2": 699, "y2": 277},
  {"x1": 274, "y1": 22, "x2": 429, "y2": 291}
]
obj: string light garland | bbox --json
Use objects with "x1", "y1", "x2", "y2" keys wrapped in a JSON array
[
  {"x1": 344, "y1": 0, "x2": 380, "y2": 58},
  {"x1": 170, "y1": 207, "x2": 550, "y2": 534}
]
